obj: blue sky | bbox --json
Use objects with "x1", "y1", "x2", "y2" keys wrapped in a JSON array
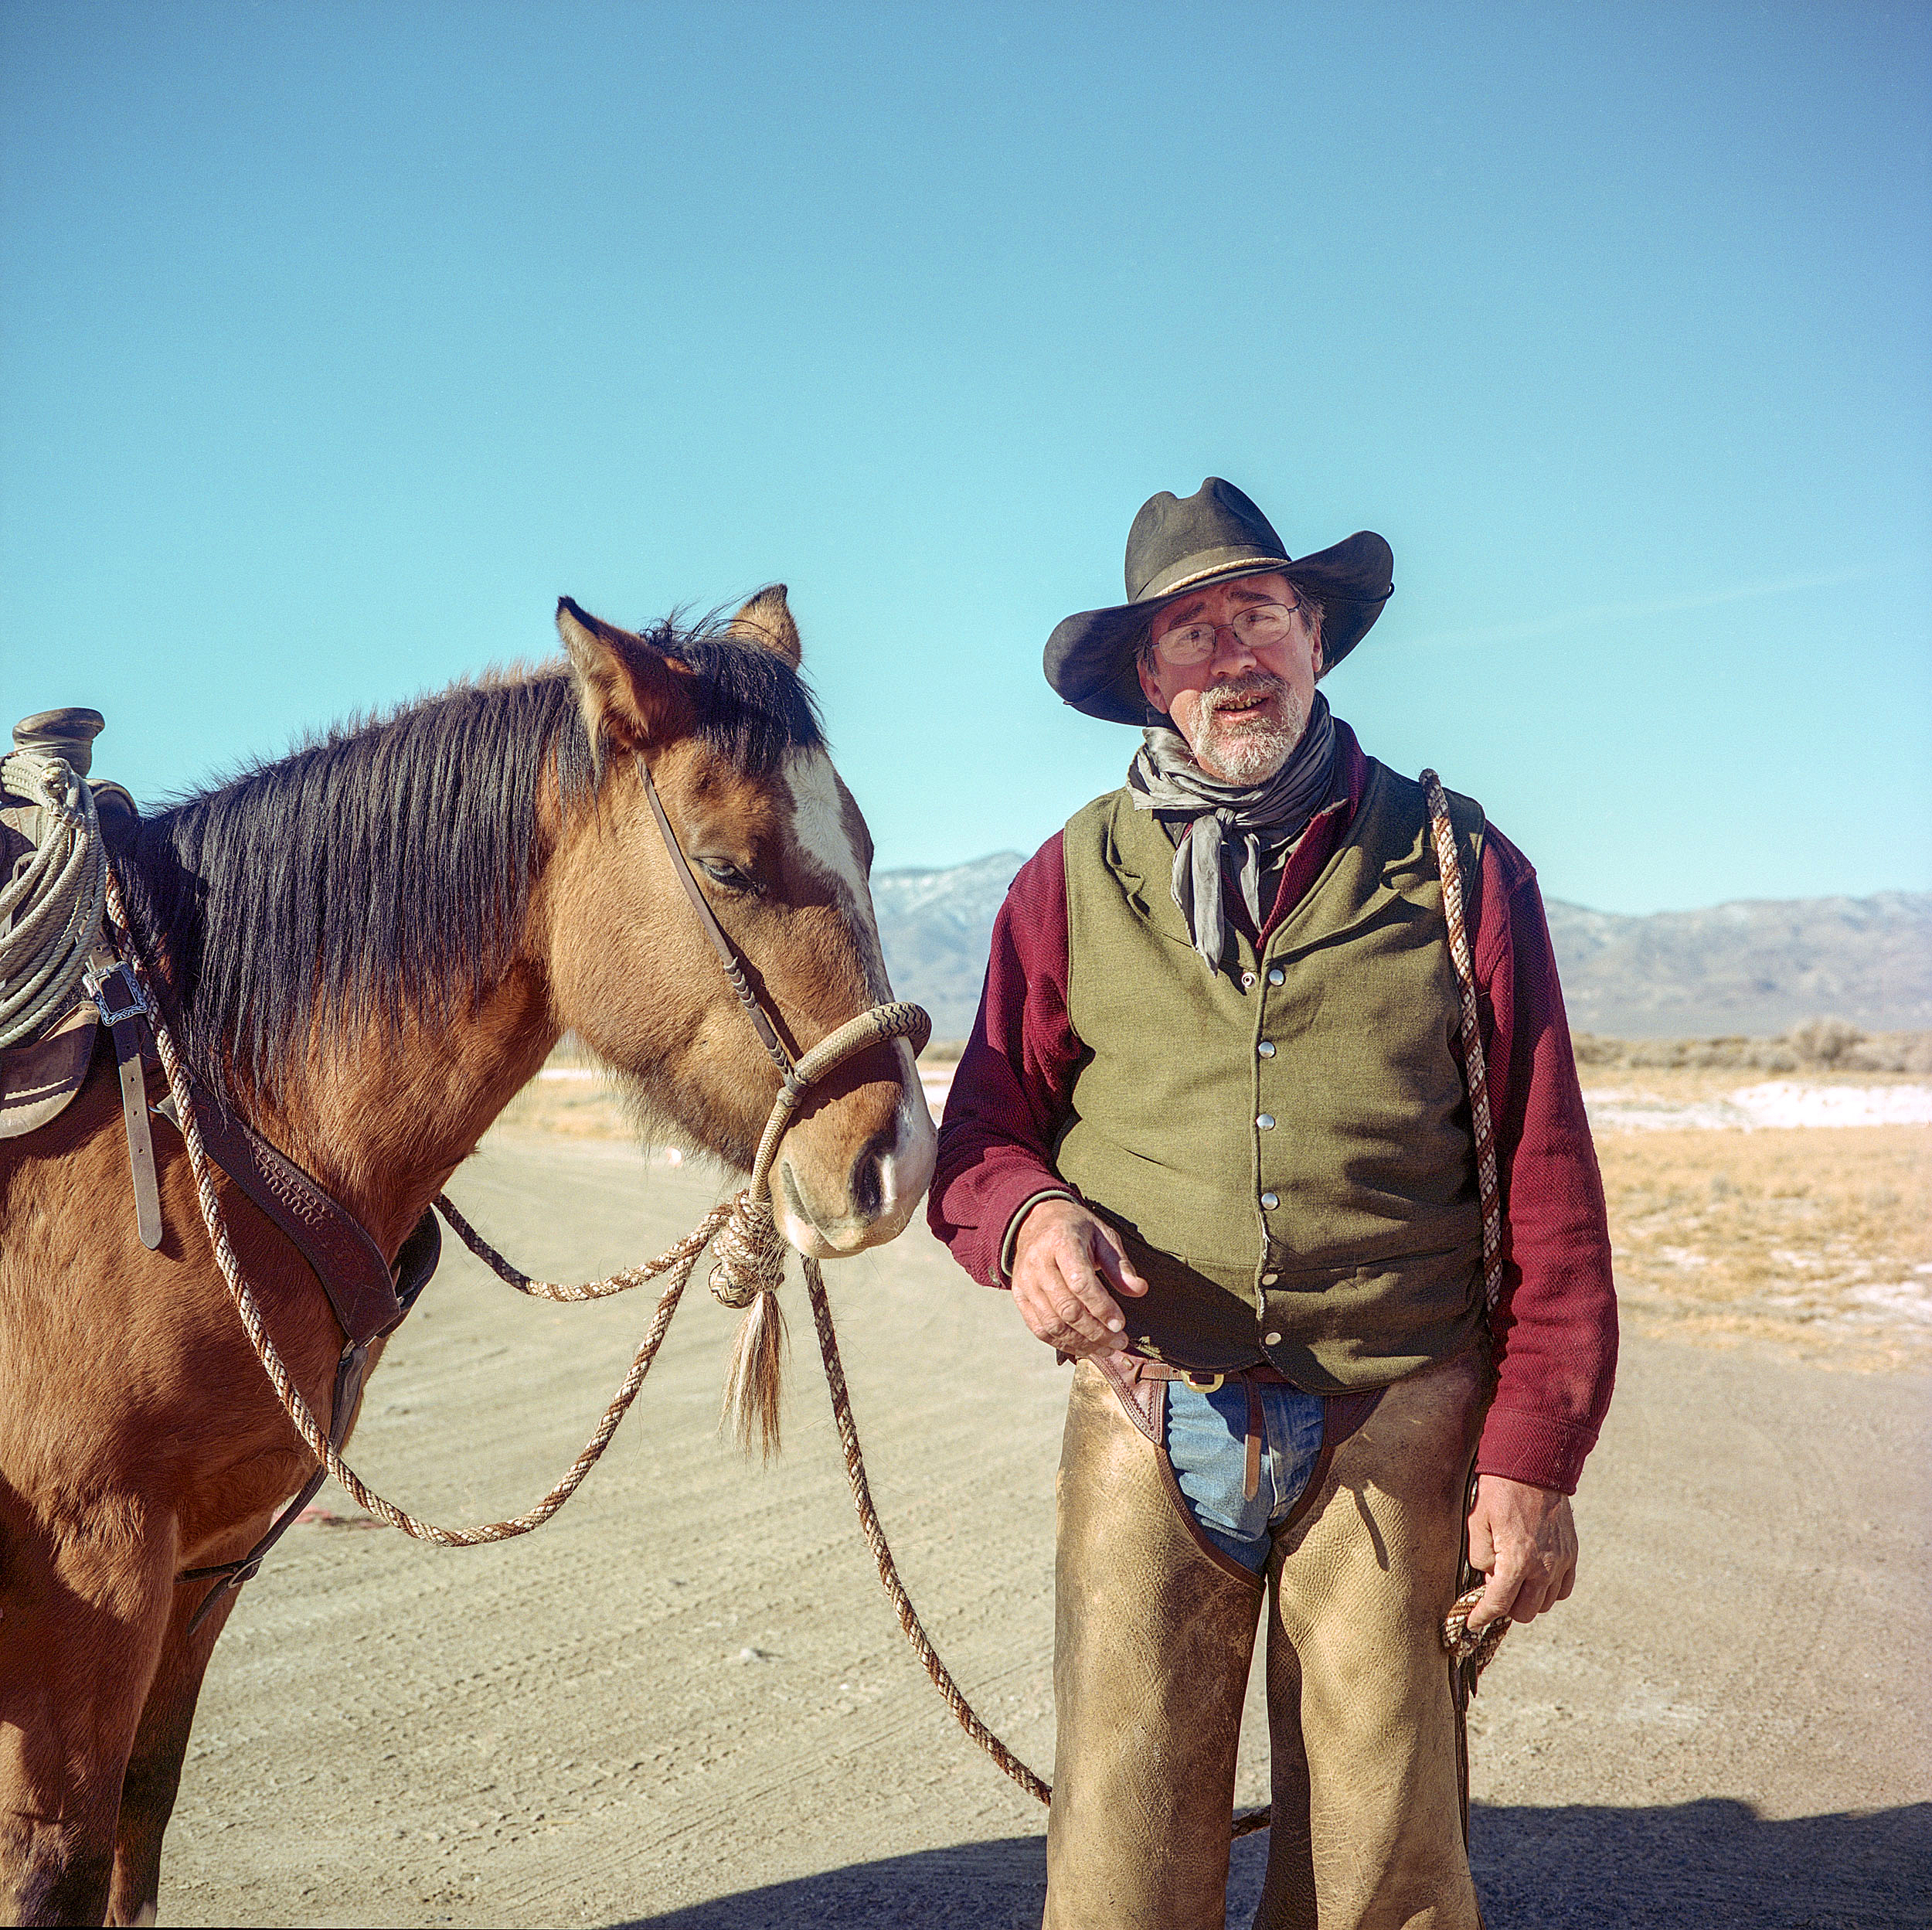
[{"x1": 3, "y1": 1, "x2": 1927, "y2": 914}]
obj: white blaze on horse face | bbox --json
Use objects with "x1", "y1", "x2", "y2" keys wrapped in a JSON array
[
  {"x1": 783, "y1": 748, "x2": 880, "y2": 985},
  {"x1": 780, "y1": 750, "x2": 937, "y2": 1241}
]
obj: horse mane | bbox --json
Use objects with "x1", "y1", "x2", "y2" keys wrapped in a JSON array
[{"x1": 114, "y1": 616, "x2": 825, "y2": 1099}]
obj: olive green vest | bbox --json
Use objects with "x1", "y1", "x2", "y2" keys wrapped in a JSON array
[{"x1": 1057, "y1": 760, "x2": 1488, "y2": 1393}]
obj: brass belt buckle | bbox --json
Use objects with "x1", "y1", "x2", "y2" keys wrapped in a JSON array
[{"x1": 1180, "y1": 1370, "x2": 1225, "y2": 1392}]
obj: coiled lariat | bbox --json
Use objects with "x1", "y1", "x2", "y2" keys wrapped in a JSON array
[{"x1": 0, "y1": 751, "x2": 106, "y2": 1050}]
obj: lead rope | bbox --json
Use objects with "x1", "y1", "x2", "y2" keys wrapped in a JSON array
[
  {"x1": 802, "y1": 774, "x2": 1511, "y2": 1834},
  {"x1": 799, "y1": 1252, "x2": 1056, "y2": 1807},
  {"x1": 799, "y1": 1252, "x2": 1270, "y2": 1835}
]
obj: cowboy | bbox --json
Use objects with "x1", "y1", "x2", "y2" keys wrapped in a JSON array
[{"x1": 929, "y1": 479, "x2": 1617, "y2": 1929}]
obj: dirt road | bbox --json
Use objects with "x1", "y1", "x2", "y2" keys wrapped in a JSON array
[{"x1": 158, "y1": 1129, "x2": 1930, "y2": 1928}]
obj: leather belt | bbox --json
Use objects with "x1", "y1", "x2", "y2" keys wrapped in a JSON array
[
  {"x1": 1128, "y1": 1357, "x2": 1300, "y2": 1394},
  {"x1": 1129, "y1": 1360, "x2": 1279, "y2": 1501},
  {"x1": 1114, "y1": 1356, "x2": 1380, "y2": 1506}
]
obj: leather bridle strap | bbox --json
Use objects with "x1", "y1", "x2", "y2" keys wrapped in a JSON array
[{"x1": 639, "y1": 761, "x2": 799, "y2": 1089}]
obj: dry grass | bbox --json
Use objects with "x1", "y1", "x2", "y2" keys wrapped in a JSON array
[
  {"x1": 1596, "y1": 1124, "x2": 1932, "y2": 1370},
  {"x1": 1574, "y1": 1022, "x2": 1932, "y2": 1075},
  {"x1": 492, "y1": 1071, "x2": 634, "y2": 1139}
]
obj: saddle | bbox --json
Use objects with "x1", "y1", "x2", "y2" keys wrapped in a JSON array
[{"x1": 0, "y1": 708, "x2": 142, "y2": 1142}]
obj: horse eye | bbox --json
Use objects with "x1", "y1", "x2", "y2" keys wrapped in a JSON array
[{"x1": 698, "y1": 858, "x2": 752, "y2": 892}]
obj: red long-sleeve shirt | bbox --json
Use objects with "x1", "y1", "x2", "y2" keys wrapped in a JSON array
[{"x1": 927, "y1": 722, "x2": 1618, "y2": 1493}]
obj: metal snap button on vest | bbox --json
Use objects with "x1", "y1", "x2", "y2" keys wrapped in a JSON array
[
  {"x1": 1261, "y1": 1271, "x2": 1279, "y2": 1285},
  {"x1": 1256, "y1": 1112, "x2": 1275, "y2": 1130},
  {"x1": 1267, "y1": 966, "x2": 1285, "y2": 985},
  {"x1": 1263, "y1": 1330, "x2": 1282, "y2": 1346},
  {"x1": 1240, "y1": 970, "x2": 1257, "y2": 989},
  {"x1": 1260, "y1": 1190, "x2": 1279, "y2": 1210},
  {"x1": 1257, "y1": 1040, "x2": 1276, "y2": 1057}
]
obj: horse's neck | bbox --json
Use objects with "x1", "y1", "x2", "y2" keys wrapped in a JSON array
[{"x1": 250, "y1": 965, "x2": 560, "y2": 1258}]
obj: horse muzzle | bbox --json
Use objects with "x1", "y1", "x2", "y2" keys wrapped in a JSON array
[{"x1": 775, "y1": 1086, "x2": 937, "y2": 1257}]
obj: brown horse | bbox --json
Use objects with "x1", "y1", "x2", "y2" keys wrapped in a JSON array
[{"x1": 0, "y1": 589, "x2": 936, "y2": 1925}]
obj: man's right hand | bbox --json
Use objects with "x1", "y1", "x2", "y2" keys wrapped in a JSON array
[{"x1": 1009, "y1": 1198, "x2": 1150, "y2": 1367}]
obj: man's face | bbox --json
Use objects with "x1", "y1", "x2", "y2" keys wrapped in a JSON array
[{"x1": 1135, "y1": 571, "x2": 1320, "y2": 782}]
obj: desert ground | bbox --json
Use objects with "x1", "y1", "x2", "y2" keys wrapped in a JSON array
[{"x1": 153, "y1": 1066, "x2": 1930, "y2": 1928}]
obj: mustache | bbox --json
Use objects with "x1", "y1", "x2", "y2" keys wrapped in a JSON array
[{"x1": 1203, "y1": 674, "x2": 1287, "y2": 717}]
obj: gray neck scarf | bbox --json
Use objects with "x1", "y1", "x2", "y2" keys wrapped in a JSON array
[{"x1": 1126, "y1": 693, "x2": 1338, "y2": 972}]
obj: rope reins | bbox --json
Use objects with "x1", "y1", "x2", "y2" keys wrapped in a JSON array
[{"x1": 78, "y1": 746, "x2": 1496, "y2": 1844}]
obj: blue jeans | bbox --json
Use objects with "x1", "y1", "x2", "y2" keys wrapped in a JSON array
[{"x1": 1163, "y1": 1379, "x2": 1327, "y2": 1573}]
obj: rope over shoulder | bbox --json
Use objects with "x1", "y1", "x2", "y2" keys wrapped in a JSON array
[{"x1": 1418, "y1": 769, "x2": 1504, "y2": 1314}]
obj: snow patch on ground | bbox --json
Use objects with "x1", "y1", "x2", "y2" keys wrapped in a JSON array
[
  {"x1": 1586, "y1": 1082, "x2": 1932, "y2": 1132},
  {"x1": 1843, "y1": 1279, "x2": 1932, "y2": 1326}
]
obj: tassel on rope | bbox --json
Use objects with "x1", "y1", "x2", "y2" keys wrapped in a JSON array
[
  {"x1": 707, "y1": 1188, "x2": 792, "y2": 1456},
  {"x1": 701, "y1": 1001, "x2": 933, "y2": 1455},
  {"x1": 720, "y1": 1289, "x2": 788, "y2": 1459}
]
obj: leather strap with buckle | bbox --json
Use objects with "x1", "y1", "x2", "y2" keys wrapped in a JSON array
[
  {"x1": 83, "y1": 942, "x2": 162, "y2": 1250},
  {"x1": 151, "y1": 1080, "x2": 416, "y2": 1350},
  {"x1": 1113, "y1": 1356, "x2": 1304, "y2": 1501},
  {"x1": 1130, "y1": 1358, "x2": 1299, "y2": 1391}
]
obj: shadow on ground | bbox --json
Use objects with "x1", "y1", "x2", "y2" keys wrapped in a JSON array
[
  {"x1": 1468, "y1": 1799, "x2": 1929, "y2": 1928},
  {"x1": 621, "y1": 1799, "x2": 1930, "y2": 1929}
]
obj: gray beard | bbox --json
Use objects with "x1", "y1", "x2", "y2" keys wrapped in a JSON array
[
  {"x1": 1125, "y1": 692, "x2": 1339, "y2": 975},
  {"x1": 1183, "y1": 675, "x2": 1309, "y2": 781}
]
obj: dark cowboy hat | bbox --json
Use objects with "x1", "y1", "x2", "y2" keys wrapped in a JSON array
[{"x1": 1044, "y1": 478, "x2": 1395, "y2": 725}]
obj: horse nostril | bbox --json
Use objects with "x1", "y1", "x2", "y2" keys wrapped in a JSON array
[{"x1": 849, "y1": 1132, "x2": 893, "y2": 1221}]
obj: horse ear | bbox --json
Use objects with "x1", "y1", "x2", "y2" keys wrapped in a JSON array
[
  {"x1": 556, "y1": 597, "x2": 696, "y2": 755},
  {"x1": 729, "y1": 584, "x2": 801, "y2": 668}
]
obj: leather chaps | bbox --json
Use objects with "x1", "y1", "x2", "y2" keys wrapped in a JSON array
[{"x1": 1044, "y1": 1350, "x2": 1492, "y2": 1930}]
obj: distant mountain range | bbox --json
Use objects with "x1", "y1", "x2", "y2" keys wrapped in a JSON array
[
  {"x1": 872, "y1": 854, "x2": 1932, "y2": 1043},
  {"x1": 870, "y1": 855, "x2": 1031, "y2": 1043},
  {"x1": 1541, "y1": 892, "x2": 1931, "y2": 1038}
]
